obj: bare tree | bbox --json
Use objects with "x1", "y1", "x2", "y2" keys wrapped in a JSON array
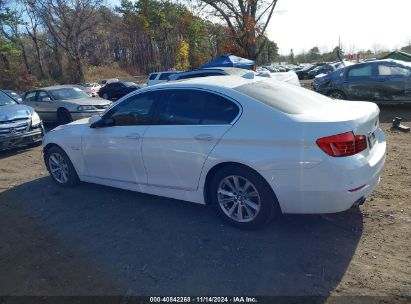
[
  {"x1": 198, "y1": 0, "x2": 278, "y2": 60},
  {"x1": 23, "y1": 0, "x2": 46, "y2": 78},
  {"x1": 34, "y1": 0, "x2": 103, "y2": 82}
]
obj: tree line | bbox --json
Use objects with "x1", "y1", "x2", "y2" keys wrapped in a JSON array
[{"x1": 0, "y1": 0, "x2": 279, "y2": 91}]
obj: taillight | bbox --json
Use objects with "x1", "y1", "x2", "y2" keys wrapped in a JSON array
[{"x1": 316, "y1": 131, "x2": 367, "y2": 157}]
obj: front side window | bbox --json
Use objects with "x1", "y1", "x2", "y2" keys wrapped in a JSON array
[
  {"x1": 37, "y1": 91, "x2": 51, "y2": 102},
  {"x1": 156, "y1": 89, "x2": 239, "y2": 125},
  {"x1": 103, "y1": 92, "x2": 158, "y2": 126},
  {"x1": 24, "y1": 91, "x2": 37, "y2": 102},
  {"x1": 347, "y1": 65, "x2": 373, "y2": 77}
]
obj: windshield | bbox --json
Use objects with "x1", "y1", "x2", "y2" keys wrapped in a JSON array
[
  {"x1": 0, "y1": 91, "x2": 17, "y2": 106},
  {"x1": 49, "y1": 87, "x2": 90, "y2": 100},
  {"x1": 234, "y1": 80, "x2": 335, "y2": 114}
]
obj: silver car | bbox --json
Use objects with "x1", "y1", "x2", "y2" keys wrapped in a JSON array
[{"x1": 22, "y1": 85, "x2": 112, "y2": 124}]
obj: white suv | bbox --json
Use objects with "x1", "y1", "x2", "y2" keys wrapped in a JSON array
[{"x1": 147, "y1": 71, "x2": 181, "y2": 86}]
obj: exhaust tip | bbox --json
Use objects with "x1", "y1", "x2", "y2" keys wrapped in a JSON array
[{"x1": 352, "y1": 196, "x2": 366, "y2": 208}]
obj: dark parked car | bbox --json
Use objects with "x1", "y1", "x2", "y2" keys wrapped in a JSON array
[
  {"x1": 98, "y1": 81, "x2": 140, "y2": 100},
  {"x1": 0, "y1": 90, "x2": 44, "y2": 150},
  {"x1": 295, "y1": 65, "x2": 317, "y2": 79},
  {"x1": 313, "y1": 59, "x2": 411, "y2": 103},
  {"x1": 4, "y1": 90, "x2": 23, "y2": 103},
  {"x1": 308, "y1": 62, "x2": 346, "y2": 79}
]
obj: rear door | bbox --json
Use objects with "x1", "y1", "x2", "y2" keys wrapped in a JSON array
[
  {"x1": 375, "y1": 62, "x2": 411, "y2": 102},
  {"x1": 142, "y1": 88, "x2": 240, "y2": 190},
  {"x1": 343, "y1": 63, "x2": 376, "y2": 100}
]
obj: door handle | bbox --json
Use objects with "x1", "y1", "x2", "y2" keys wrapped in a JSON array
[
  {"x1": 125, "y1": 134, "x2": 141, "y2": 140},
  {"x1": 194, "y1": 134, "x2": 214, "y2": 141}
]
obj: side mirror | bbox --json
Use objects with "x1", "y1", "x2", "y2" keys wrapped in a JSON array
[
  {"x1": 90, "y1": 116, "x2": 114, "y2": 128},
  {"x1": 89, "y1": 115, "x2": 103, "y2": 128}
]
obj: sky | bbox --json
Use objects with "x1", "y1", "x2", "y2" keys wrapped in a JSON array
[
  {"x1": 108, "y1": 0, "x2": 411, "y2": 56},
  {"x1": 268, "y1": 0, "x2": 411, "y2": 55}
]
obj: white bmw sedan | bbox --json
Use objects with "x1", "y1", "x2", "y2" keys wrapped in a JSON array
[{"x1": 43, "y1": 76, "x2": 386, "y2": 228}]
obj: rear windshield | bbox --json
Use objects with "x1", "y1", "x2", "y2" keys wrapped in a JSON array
[{"x1": 234, "y1": 80, "x2": 335, "y2": 114}]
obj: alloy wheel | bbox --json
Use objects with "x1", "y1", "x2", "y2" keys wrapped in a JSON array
[
  {"x1": 217, "y1": 175, "x2": 261, "y2": 223},
  {"x1": 48, "y1": 152, "x2": 70, "y2": 184}
]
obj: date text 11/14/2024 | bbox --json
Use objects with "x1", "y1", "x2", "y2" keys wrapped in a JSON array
[{"x1": 149, "y1": 297, "x2": 258, "y2": 303}]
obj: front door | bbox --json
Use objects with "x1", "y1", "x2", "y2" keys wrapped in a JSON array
[{"x1": 82, "y1": 91, "x2": 159, "y2": 184}]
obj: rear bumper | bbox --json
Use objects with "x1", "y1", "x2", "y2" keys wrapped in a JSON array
[
  {"x1": 0, "y1": 124, "x2": 44, "y2": 150},
  {"x1": 261, "y1": 128, "x2": 386, "y2": 214}
]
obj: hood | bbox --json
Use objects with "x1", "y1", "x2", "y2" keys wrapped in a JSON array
[
  {"x1": 59, "y1": 97, "x2": 111, "y2": 106},
  {"x1": 0, "y1": 104, "x2": 34, "y2": 122}
]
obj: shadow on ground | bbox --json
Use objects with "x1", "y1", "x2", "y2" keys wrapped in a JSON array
[
  {"x1": 0, "y1": 177, "x2": 363, "y2": 296},
  {"x1": 379, "y1": 104, "x2": 411, "y2": 123}
]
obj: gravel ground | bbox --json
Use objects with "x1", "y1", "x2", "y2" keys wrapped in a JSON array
[{"x1": 0, "y1": 104, "x2": 410, "y2": 300}]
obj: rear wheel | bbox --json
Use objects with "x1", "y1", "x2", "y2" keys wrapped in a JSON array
[
  {"x1": 210, "y1": 165, "x2": 280, "y2": 229},
  {"x1": 45, "y1": 146, "x2": 79, "y2": 187},
  {"x1": 57, "y1": 108, "x2": 72, "y2": 124},
  {"x1": 329, "y1": 90, "x2": 347, "y2": 100}
]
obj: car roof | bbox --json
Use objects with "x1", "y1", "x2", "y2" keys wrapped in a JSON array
[
  {"x1": 33, "y1": 85, "x2": 81, "y2": 91},
  {"x1": 141, "y1": 75, "x2": 259, "y2": 92}
]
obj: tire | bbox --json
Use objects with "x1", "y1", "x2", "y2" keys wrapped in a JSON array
[
  {"x1": 45, "y1": 146, "x2": 79, "y2": 187},
  {"x1": 102, "y1": 93, "x2": 109, "y2": 99},
  {"x1": 329, "y1": 90, "x2": 347, "y2": 100},
  {"x1": 57, "y1": 108, "x2": 72, "y2": 125},
  {"x1": 209, "y1": 165, "x2": 280, "y2": 229}
]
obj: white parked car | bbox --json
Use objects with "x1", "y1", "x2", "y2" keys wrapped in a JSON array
[
  {"x1": 42, "y1": 76, "x2": 386, "y2": 228},
  {"x1": 147, "y1": 71, "x2": 181, "y2": 86}
]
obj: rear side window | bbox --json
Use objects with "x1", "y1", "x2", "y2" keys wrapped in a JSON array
[
  {"x1": 149, "y1": 73, "x2": 158, "y2": 80},
  {"x1": 235, "y1": 80, "x2": 335, "y2": 115},
  {"x1": 202, "y1": 94, "x2": 239, "y2": 124},
  {"x1": 156, "y1": 90, "x2": 239, "y2": 125},
  {"x1": 347, "y1": 65, "x2": 372, "y2": 77}
]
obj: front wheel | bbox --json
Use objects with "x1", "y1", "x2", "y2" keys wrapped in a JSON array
[
  {"x1": 45, "y1": 146, "x2": 79, "y2": 187},
  {"x1": 57, "y1": 108, "x2": 72, "y2": 125},
  {"x1": 210, "y1": 165, "x2": 280, "y2": 229}
]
